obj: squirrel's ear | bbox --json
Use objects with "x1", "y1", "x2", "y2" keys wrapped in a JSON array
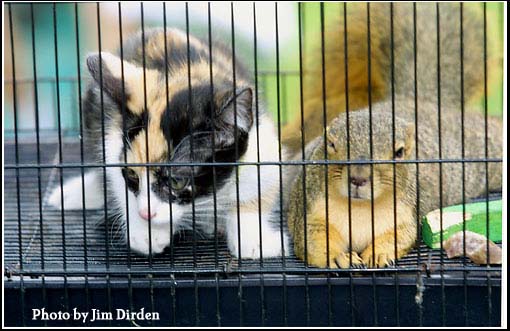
[
  {"x1": 404, "y1": 123, "x2": 415, "y2": 156},
  {"x1": 86, "y1": 52, "x2": 142, "y2": 104}
]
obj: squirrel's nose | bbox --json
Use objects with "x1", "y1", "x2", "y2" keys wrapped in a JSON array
[{"x1": 350, "y1": 176, "x2": 368, "y2": 187}]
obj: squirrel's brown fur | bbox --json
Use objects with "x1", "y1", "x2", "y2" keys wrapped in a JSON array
[
  {"x1": 287, "y1": 99, "x2": 503, "y2": 268},
  {"x1": 282, "y1": 2, "x2": 501, "y2": 154},
  {"x1": 284, "y1": 2, "x2": 503, "y2": 268}
]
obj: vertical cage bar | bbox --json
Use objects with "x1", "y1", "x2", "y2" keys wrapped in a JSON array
[
  {"x1": 435, "y1": 3, "x2": 446, "y2": 326},
  {"x1": 161, "y1": 3, "x2": 178, "y2": 326},
  {"x1": 52, "y1": 2, "x2": 70, "y2": 315},
  {"x1": 482, "y1": 3, "x2": 492, "y2": 325},
  {"x1": 229, "y1": 3, "x2": 244, "y2": 326},
  {"x1": 139, "y1": 3, "x2": 156, "y2": 326},
  {"x1": 370, "y1": 3, "x2": 378, "y2": 324},
  {"x1": 366, "y1": 3, "x2": 376, "y2": 325},
  {"x1": 320, "y1": 2, "x2": 330, "y2": 269},
  {"x1": 343, "y1": 3, "x2": 359, "y2": 324},
  {"x1": 319, "y1": 2, "x2": 332, "y2": 326},
  {"x1": 366, "y1": 2, "x2": 378, "y2": 324},
  {"x1": 297, "y1": 2, "x2": 311, "y2": 326},
  {"x1": 412, "y1": 3, "x2": 424, "y2": 326},
  {"x1": 8, "y1": 3, "x2": 25, "y2": 325},
  {"x1": 29, "y1": 4, "x2": 48, "y2": 326},
  {"x1": 117, "y1": 2, "x2": 135, "y2": 321},
  {"x1": 95, "y1": 4, "x2": 112, "y2": 324},
  {"x1": 205, "y1": 2, "x2": 221, "y2": 326},
  {"x1": 274, "y1": 3, "x2": 288, "y2": 326},
  {"x1": 74, "y1": 3, "x2": 90, "y2": 322},
  {"x1": 183, "y1": 3, "x2": 199, "y2": 325},
  {"x1": 252, "y1": 2, "x2": 267, "y2": 326},
  {"x1": 140, "y1": 1, "x2": 153, "y2": 263},
  {"x1": 389, "y1": 3, "x2": 401, "y2": 326},
  {"x1": 459, "y1": 2, "x2": 469, "y2": 326}
]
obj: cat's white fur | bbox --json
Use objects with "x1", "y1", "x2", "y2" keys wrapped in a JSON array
[
  {"x1": 48, "y1": 171, "x2": 104, "y2": 210},
  {"x1": 48, "y1": 113, "x2": 289, "y2": 259}
]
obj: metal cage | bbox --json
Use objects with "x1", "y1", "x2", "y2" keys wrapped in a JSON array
[{"x1": 3, "y1": 2, "x2": 504, "y2": 327}]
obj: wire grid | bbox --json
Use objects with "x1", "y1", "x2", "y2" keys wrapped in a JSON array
[
  {"x1": 4, "y1": 141, "x2": 503, "y2": 277},
  {"x1": 3, "y1": 2, "x2": 503, "y2": 327}
]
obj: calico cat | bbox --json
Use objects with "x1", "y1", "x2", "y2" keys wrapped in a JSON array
[{"x1": 48, "y1": 28, "x2": 289, "y2": 259}]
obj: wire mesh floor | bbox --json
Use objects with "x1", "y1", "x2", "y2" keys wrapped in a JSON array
[{"x1": 4, "y1": 141, "x2": 502, "y2": 282}]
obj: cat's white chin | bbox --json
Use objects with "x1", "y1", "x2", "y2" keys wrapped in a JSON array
[
  {"x1": 126, "y1": 215, "x2": 172, "y2": 256},
  {"x1": 123, "y1": 192, "x2": 185, "y2": 255}
]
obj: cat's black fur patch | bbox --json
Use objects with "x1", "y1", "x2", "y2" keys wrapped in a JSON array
[
  {"x1": 157, "y1": 83, "x2": 252, "y2": 202},
  {"x1": 124, "y1": 111, "x2": 148, "y2": 144}
]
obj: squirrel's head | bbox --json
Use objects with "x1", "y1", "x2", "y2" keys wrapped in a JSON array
[{"x1": 325, "y1": 109, "x2": 414, "y2": 201}]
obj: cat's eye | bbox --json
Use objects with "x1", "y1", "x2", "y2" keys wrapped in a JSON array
[
  {"x1": 394, "y1": 147, "x2": 405, "y2": 159},
  {"x1": 122, "y1": 168, "x2": 139, "y2": 192},
  {"x1": 171, "y1": 177, "x2": 189, "y2": 191}
]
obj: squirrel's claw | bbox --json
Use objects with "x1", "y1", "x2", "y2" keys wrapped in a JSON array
[
  {"x1": 361, "y1": 250, "x2": 395, "y2": 268},
  {"x1": 334, "y1": 251, "x2": 364, "y2": 269}
]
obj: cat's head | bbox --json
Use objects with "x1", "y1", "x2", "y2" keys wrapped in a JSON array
[{"x1": 86, "y1": 51, "x2": 253, "y2": 228}]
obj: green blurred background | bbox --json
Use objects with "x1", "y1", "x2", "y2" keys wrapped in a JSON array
[{"x1": 4, "y1": 2, "x2": 503, "y2": 140}]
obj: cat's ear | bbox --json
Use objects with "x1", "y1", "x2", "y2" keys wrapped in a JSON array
[
  {"x1": 86, "y1": 52, "x2": 142, "y2": 104},
  {"x1": 215, "y1": 87, "x2": 253, "y2": 134}
]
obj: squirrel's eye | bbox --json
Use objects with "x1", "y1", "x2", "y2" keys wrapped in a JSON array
[
  {"x1": 326, "y1": 140, "x2": 336, "y2": 152},
  {"x1": 122, "y1": 168, "x2": 139, "y2": 192},
  {"x1": 394, "y1": 147, "x2": 405, "y2": 159},
  {"x1": 171, "y1": 177, "x2": 189, "y2": 191}
]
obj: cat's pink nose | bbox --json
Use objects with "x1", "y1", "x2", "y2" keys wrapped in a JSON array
[{"x1": 138, "y1": 208, "x2": 157, "y2": 221}]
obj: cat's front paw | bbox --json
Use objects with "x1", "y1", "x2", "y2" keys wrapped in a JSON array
[
  {"x1": 48, "y1": 186, "x2": 66, "y2": 210},
  {"x1": 230, "y1": 237, "x2": 286, "y2": 259},
  {"x1": 128, "y1": 223, "x2": 171, "y2": 256},
  {"x1": 48, "y1": 173, "x2": 104, "y2": 210},
  {"x1": 48, "y1": 183, "x2": 85, "y2": 210}
]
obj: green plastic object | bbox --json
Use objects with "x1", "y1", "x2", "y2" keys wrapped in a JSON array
[{"x1": 422, "y1": 199, "x2": 502, "y2": 249}]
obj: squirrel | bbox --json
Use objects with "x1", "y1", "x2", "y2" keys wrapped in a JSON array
[
  {"x1": 282, "y1": 2, "x2": 502, "y2": 155},
  {"x1": 283, "y1": 3, "x2": 503, "y2": 268},
  {"x1": 286, "y1": 100, "x2": 503, "y2": 268}
]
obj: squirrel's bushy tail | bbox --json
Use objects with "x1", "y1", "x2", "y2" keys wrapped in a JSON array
[
  {"x1": 282, "y1": 2, "x2": 501, "y2": 154},
  {"x1": 388, "y1": 2, "x2": 494, "y2": 108}
]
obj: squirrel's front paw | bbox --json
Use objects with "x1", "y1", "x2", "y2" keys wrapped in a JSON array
[
  {"x1": 361, "y1": 247, "x2": 395, "y2": 268},
  {"x1": 334, "y1": 251, "x2": 364, "y2": 268}
]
